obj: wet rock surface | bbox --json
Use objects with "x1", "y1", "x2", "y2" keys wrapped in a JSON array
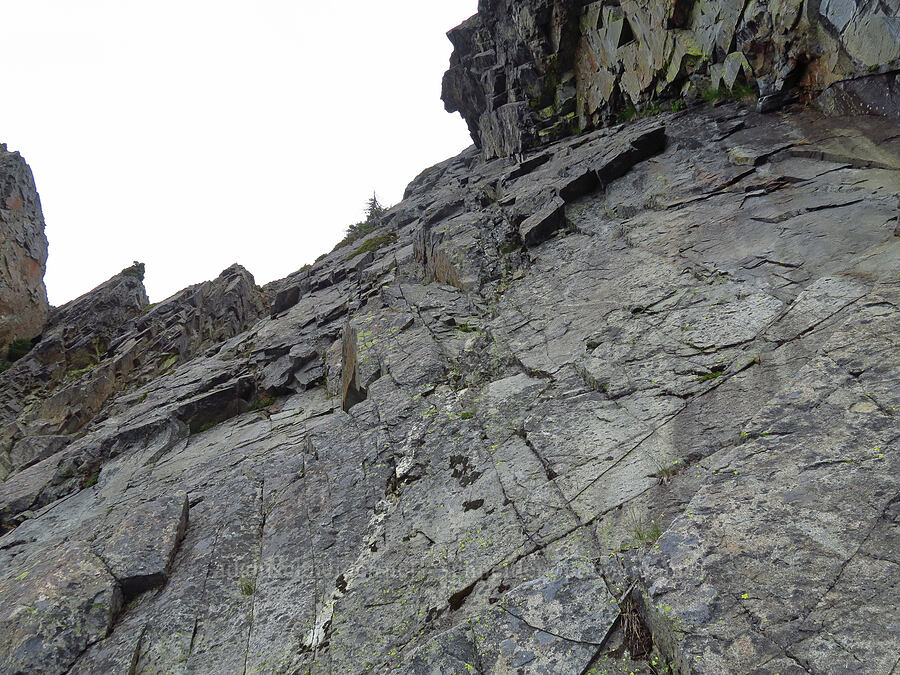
[{"x1": 1, "y1": 102, "x2": 900, "y2": 674}]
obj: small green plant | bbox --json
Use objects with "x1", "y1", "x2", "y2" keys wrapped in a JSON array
[
  {"x1": 7, "y1": 338, "x2": 34, "y2": 362},
  {"x1": 195, "y1": 421, "x2": 218, "y2": 433},
  {"x1": 91, "y1": 337, "x2": 104, "y2": 363},
  {"x1": 696, "y1": 367, "x2": 725, "y2": 383},
  {"x1": 868, "y1": 63, "x2": 880, "y2": 72},
  {"x1": 249, "y1": 395, "x2": 276, "y2": 411},
  {"x1": 616, "y1": 98, "x2": 686, "y2": 124},
  {"x1": 239, "y1": 577, "x2": 257, "y2": 596},
  {"x1": 730, "y1": 82, "x2": 757, "y2": 101},
  {"x1": 459, "y1": 411, "x2": 476, "y2": 420},
  {"x1": 84, "y1": 471, "x2": 100, "y2": 488},
  {"x1": 630, "y1": 514, "x2": 663, "y2": 547},
  {"x1": 160, "y1": 353, "x2": 178, "y2": 373},
  {"x1": 66, "y1": 363, "x2": 98, "y2": 380},
  {"x1": 334, "y1": 220, "x2": 379, "y2": 251},
  {"x1": 66, "y1": 337, "x2": 107, "y2": 380},
  {"x1": 616, "y1": 104, "x2": 638, "y2": 123},
  {"x1": 701, "y1": 84, "x2": 723, "y2": 105},
  {"x1": 343, "y1": 231, "x2": 398, "y2": 261},
  {"x1": 120, "y1": 261, "x2": 145, "y2": 280},
  {"x1": 331, "y1": 193, "x2": 392, "y2": 253},
  {"x1": 456, "y1": 323, "x2": 476, "y2": 333},
  {"x1": 499, "y1": 239, "x2": 521, "y2": 255},
  {"x1": 654, "y1": 458, "x2": 683, "y2": 483},
  {"x1": 701, "y1": 81, "x2": 757, "y2": 107}
]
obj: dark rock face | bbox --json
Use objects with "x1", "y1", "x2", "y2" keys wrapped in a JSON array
[
  {"x1": 442, "y1": 0, "x2": 900, "y2": 157},
  {"x1": 818, "y1": 69, "x2": 900, "y2": 118},
  {"x1": 2, "y1": 101, "x2": 898, "y2": 673},
  {"x1": 0, "y1": 144, "x2": 49, "y2": 357}
]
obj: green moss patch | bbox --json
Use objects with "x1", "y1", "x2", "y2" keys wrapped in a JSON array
[{"x1": 343, "y1": 232, "x2": 398, "y2": 261}]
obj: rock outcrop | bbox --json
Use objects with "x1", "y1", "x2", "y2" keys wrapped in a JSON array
[
  {"x1": 442, "y1": 0, "x2": 900, "y2": 157},
  {"x1": 1, "y1": 102, "x2": 898, "y2": 673},
  {"x1": 0, "y1": 144, "x2": 49, "y2": 361}
]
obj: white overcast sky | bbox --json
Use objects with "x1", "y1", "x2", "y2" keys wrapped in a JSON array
[{"x1": 0, "y1": 1, "x2": 477, "y2": 305}]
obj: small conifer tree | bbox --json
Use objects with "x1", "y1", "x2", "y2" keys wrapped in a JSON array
[{"x1": 365, "y1": 193, "x2": 385, "y2": 222}]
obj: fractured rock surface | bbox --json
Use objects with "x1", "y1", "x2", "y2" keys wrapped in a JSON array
[
  {"x1": 0, "y1": 144, "x2": 48, "y2": 357},
  {"x1": 1, "y1": 102, "x2": 899, "y2": 674},
  {"x1": 442, "y1": 0, "x2": 900, "y2": 157}
]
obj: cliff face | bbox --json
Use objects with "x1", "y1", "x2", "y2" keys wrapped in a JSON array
[
  {"x1": 442, "y1": 0, "x2": 900, "y2": 157},
  {"x1": 2, "y1": 7, "x2": 900, "y2": 675},
  {"x1": 0, "y1": 144, "x2": 49, "y2": 360}
]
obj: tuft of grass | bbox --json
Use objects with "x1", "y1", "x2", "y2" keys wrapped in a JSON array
[
  {"x1": 701, "y1": 81, "x2": 757, "y2": 107},
  {"x1": 701, "y1": 84, "x2": 723, "y2": 106},
  {"x1": 160, "y1": 353, "x2": 178, "y2": 373},
  {"x1": 343, "y1": 232, "x2": 398, "y2": 261},
  {"x1": 66, "y1": 337, "x2": 106, "y2": 380},
  {"x1": 249, "y1": 395, "x2": 276, "y2": 411},
  {"x1": 654, "y1": 458, "x2": 683, "y2": 484},
  {"x1": 66, "y1": 363, "x2": 98, "y2": 381},
  {"x1": 617, "y1": 98, "x2": 688, "y2": 123},
  {"x1": 456, "y1": 323, "x2": 476, "y2": 333},
  {"x1": 459, "y1": 411, "x2": 476, "y2": 420},
  {"x1": 84, "y1": 471, "x2": 100, "y2": 488},
  {"x1": 239, "y1": 577, "x2": 256, "y2": 596},
  {"x1": 629, "y1": 512, "x2": 663, "y2": 547},
  {"x1": 195, "y1": 421, "x2": 218, "y2": 433},
  {"x1": 616, "y1": 104, "x2": 639, "y2": 123},
  {"x1": 696, "y1": 367, "x2": 725, "y2": 383}
]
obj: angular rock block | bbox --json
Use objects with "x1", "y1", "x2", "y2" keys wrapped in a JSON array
[
  {"x1": 341, "y1": 323, "x2": 366, "y2": 412},
  {"x1": 271, "y1": 284, "x2": 301, "y2": 316},
  {"x1": 519, "y1": 196, "x2": 566, "y2": 247},
  {"x1": 174, "y1": 376, "x2": 255, "y2": 433},
  {"x1": 594, "y1": 124, "x2": 667, "y2": 185},
  {"x1": 99, "y1": 492, "x2": 189, "y2": 601}
]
